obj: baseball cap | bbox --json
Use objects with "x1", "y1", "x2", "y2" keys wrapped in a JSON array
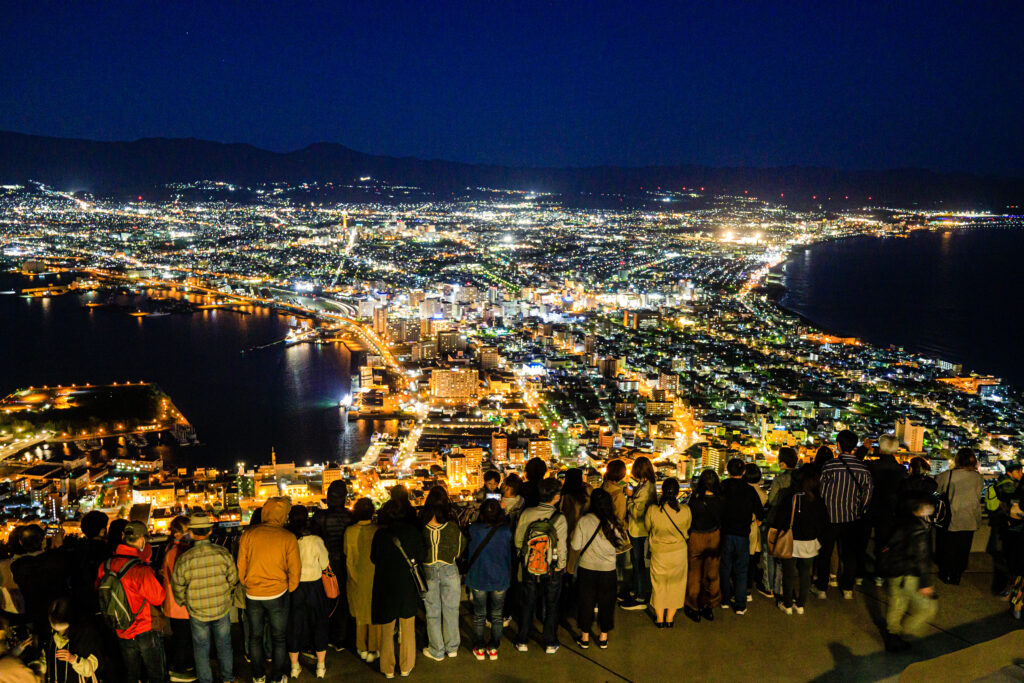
[
  {"x1": 189, "y1": 513, "x2": 214, "y2": 530},
  {"x1": 122, "y1": 521, "x2": 148, "y2": 544}
]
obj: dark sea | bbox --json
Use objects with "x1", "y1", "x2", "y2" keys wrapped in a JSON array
[
  {"x1": 778, "y1": 225, "x2": 1024, "y2": 387},
  {"x1": 0, "y1": 271, "x2": 391, "y2": 469}
]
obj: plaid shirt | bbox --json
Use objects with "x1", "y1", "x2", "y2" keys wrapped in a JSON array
[{"x1": 171, "y1": 539, "x2": 238, "y2": 621}]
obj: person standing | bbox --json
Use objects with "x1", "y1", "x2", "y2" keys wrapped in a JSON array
[
  {"x1": 814, "y1": 430, "x2": 874, "y2": 600},
  {"x1": 96, "y1": 521, "x2": 167, "y2": 683},
  {"x1": 465, "y1": 499, "x2": 513, "y2": 661},
  {"x1": 312, "y1": 480, "x2": 352, "y2": 652},
  {"x1": 645, "y1": 478, "x2": 691, "y2": 627},
  {"x1": 345, "y1": 498, "x2": 381, "y2": 663},
  {"x1": 685, "y1": 470, "x2": 723, "y2": 623},
  {"x1": 419, "y1": 487, "x2": 466, "y2": 662},
  {"x1": 172, "y1": 514, "x2": 238, "y2": 683},
  {"x1": 934, "y1": 449, "x2": 984, "y2": 585},
  {"x1": 719, "y1": 459, "x2": 764, "y2": 614},
  {"x1": 760, "y1": 447, "x2": 798, "y2": 598},
  {"x1": 621, "y1": 457, "x2": 656, "y2": 610},
  {"x1": 600, "y1": 460, "x2": 628, "y2": 601},
  {"x1": 286, "y1": 506, "x2": 330, "y2": 679},
  {"x1": 987, "y1": 461, "x2": 1024, "y2": 595},
  {"x1": 744, "y1": 464, "x2": 767, "y2": 602},
  {"x1": 865, "y1": 435, "x2": 908, "y2": 584},
  {"x1": 371, "y1": 500, "x2": 427, "y2": 679},
  {"x1": 162, "y1": 516, "x2": 196, "y2": 683},
  {"x1": 878, "y1": 496, "x2": 938, "y2": 652},
  {"x1": 571, "y1": 488, "x2": 629, "y2": 649},
  {"x1": 237, "y1": 497, "x2": 301, "y2": 683},
  {"x1": 559, "y1": 468, "x2": 592, "y2": 625},
  {"x1": 514, "y1": 478, "x2": 567, "y2": 654},
  {"x1": 771, "y1": 468, "x2": 826, "y2": 614}
]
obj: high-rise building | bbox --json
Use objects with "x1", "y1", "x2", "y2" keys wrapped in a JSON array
[
  {"x1": 480, "y1": 346, "x2": 502, "y2": 371},
  {"x1": 896, "y1": 417, "x2": 925, "y2": 453},
  {"x1": 437, "y1": 330, "x2": 463, "y2": 357},
  {"x1": 658, "y1": 372, "x2": 679, "y2": 395},
  {"x1": 528, "y1": 437, "x2": 552, "y2": 462},
  {"x1": 322, "y1": 467, "x2": 343, "y2": 490},
  {"x1": 429, "y1": 368, "x2": 478, "y2": 399},
  {"x1": 491, "y1": 432, "x2": 508, "y2": 463},
  {"x1": 373, "y1": 306, "x2": 388, "y2": 337}
]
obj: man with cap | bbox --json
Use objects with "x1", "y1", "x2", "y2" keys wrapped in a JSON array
[
  {"x1": 172, "y1": 513, "x2": 238, "y2": 683},
  {"x1": 96, "y1": 520, "x2": 167, "y2": 683}
]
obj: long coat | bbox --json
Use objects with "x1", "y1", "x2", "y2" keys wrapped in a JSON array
[
  {"x1": 370, "y1": 521, "x2": 426, "y2": 624},
  {"x1": 345, "y1": 520, "x2": 377, "y2": 624}
]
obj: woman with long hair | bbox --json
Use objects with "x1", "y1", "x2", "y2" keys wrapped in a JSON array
[
  {"x1": 420, "y1": 486, "x2": 467, "y2": 662},
  {"x1": 345, "y1": 498, "x2": 381, "y2": 663},
  {"x1": 623, "y1": 457, "x2": 656, "y2": 610},
  {"x1": 161, "y1": 515, "x2": 193, "y2": 681},
  {"x1": 570, "y1": 487, "x2": 629, "y2": 649},
  {"x1": 684, "y1": 469, "x2": 723, "y2": 622},
  {"x1": 646, "y1": 478, "x2": 691, "y2": 627},
  {"x1": 771, "y1": 468, "x2": 826, "y2": 614},
  {"x1": 465, "y1": 499, "x2": 513, "y2": 660},
  {"x1": 934, "y1": 449, "x2": 984, "y2": 585},
  {"x1": 286, "y1": 505, "x2": 330, "y2": 678},
  {"x1": 560, "y1": 468, "x2": 593, "y2": 624}
]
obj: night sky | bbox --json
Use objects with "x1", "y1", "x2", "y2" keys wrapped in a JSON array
[{"x1": 3, "y1": 1, "x2": 1022, "y2": 175}]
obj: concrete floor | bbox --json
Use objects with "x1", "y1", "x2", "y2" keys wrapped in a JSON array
[{"x1": 239, "y1": 553, "x2": 1023, "y2": 683}]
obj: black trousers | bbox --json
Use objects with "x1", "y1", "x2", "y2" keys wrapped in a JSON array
[
  {"x1": 169, "y1": 617, "x2": 194, "y2": 672},
  {"x1": 576, "y1": 567, "x2": 617, "y2": 634},
  {"x1": 936, "y1": 529, "x2": 974, "y2": 581},
  {"x1": 781, "y1": 557, "x2": 813, "y2": 608},
  {"x1": 815, "y1": 520, "x2": 867, "y2": 592}
]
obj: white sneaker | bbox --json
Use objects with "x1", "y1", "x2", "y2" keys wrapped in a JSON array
[
  {"x1": 365, "y1": 653, "x2": 378, "y2": 664},
  {"x1": 385, "y1": 675, "x2": 395, "y2": 680},
  {"x1": 421, "y1": 648, "x2": 445, "y2": 662},
  {"x1": 829, "y1": 575, "x2": 838, "y2": 587},
  {"x1": 358, "y1": 651, "x2": 368, "y2": 661},
  {"x1": 811, "y1": 587, "x2": 827, "y2": 600},
  {"x1": 446, "y1": 651, "x2": 457, "y2": 658},
  {"x1": 854, "y1": 578, "x2": 863, "y2": 586},
  {"x1": 778, "y1": 603, "x2": 793, "y2": 615},
  {"x1": 843, "y1": 590, "x2": 854, "y2": 600},
  {"x1": 290, "y1": 664, "x2": 301, "y2": 679},
  {"x1": 315, "y1": 664, "x2": 326, "y2": 679},
  {"x1": 734, "y1": 608, "x2": 747, "y2": 616},
  {"x1": 253, "y1": 678, "x2": 266, "y2": 683},
  {"x1": 874, "y1": 577, "x2": 884, "y2": 587},
  {"x1": 400, "y1": 672, "x2": 410, "y2": 677},
  {"x1": 795, "y1": 606, "x2": 805, "y2": 615},
  {"x1": 516, "y1": 643, "x2": 528, "y2": 652}
]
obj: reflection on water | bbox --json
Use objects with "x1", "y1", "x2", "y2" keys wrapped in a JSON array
[
  {"x1": 778, "y1": 226, "x2": 1024, "y2": 387},
  {"x1": 0, "y1": 272, "x2": 388, "y2": 469}
]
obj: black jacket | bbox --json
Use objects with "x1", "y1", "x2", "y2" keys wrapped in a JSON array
[
  {"x1": 877, "y1": 516, "x2": 932, "y2": 587},
  {"x1": 770, "y1": 491, "x2": 826, "y2": 542},
  {"x1": 720, "y1": 478, "x2": 764, "y2": 537},
  {"x1": 370, "y1": 522, "x2": 427, "y2": 624},
  {"x1": 866, "y1": 456, "x2": 908, "y2": 521}
]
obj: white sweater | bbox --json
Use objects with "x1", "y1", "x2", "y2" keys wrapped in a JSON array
[{"x1": 298, "y1": 534, "x2": 330, "y2": 582}]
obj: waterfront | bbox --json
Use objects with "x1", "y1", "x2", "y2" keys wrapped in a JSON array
[
  {"x1": 779, "y1": 225, "x2": 1024, "y2": 387},
  {"x1": 0, "y1": 272, "x2": 390, "y2": 468}
]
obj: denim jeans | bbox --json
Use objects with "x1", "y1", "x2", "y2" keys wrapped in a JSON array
[
  {"x1": 190, "y1": 614, "x2": 234, "y2": 683},
  {"x1": 629, "y1": 535, "x2": 651, "y2": 601},
  {"x1": 760, "y1": 525, "x2": 780, "y2": 594},
  {"x1": 720, "y1": 534, "x2": 750, "y2": 611},
  {"x1": 518, "y1": 572, "x2": 562, "y2": 647},
  {"x1": 470, "y1": 588, "x2": 507, "y2": 649},
  {"x1": 119, "y1": 630, "x2": 166, "y2": 683},
  {"x1": 245, "y1": 593, "x2": 289, "y2": 681},
  {"x1": 423, "y1": 563, "x2": 461, "y2": 657}
]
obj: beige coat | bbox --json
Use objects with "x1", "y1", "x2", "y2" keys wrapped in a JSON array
[
  {"x1": 750, "y1": 485, "x2": 768, "y2": 553},
  {"x1": 645, "y1": 503, "x2": 691, "y2": 612},
  {"x1": 345, "y1": 520, "x2": 378, "y2": 624}
]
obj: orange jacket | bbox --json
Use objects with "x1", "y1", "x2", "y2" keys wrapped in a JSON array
[
  {"x1": 161, "y1": 539, "x2": 190, "y2": 619},
  {"x1": 237, "y1": 498, "x2": 301, "y2": 598}
]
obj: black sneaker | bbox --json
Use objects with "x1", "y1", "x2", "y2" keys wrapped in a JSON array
[
  {"x1": 700, "y1": 606, "x2": 715, "y2": 622},
  {"x1": 683, "y1": 606, "x2": 701, "y2": 623},
  {"x1": 620, "y1": 598, "x2": 647, "y2": 611}
]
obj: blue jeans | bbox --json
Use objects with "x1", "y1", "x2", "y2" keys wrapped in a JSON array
[
  {"x1": 519, "y1": 572, "x2": 562, "y2": 647},
  {"x1": 245, "y1": 593, "x2": 289, "y2": 681},
  {"x1": 720, "y1": 534, "x2": 750, "y2": 611},
  {"x1": 470, "y1": 588, "x2": 507, "y2": 650},
  {"x1": 190, "y1": 614, "x2": 234, "y2": 683},
  {"x1": 119, "y1": 630, "x2": 166, "y2": 683},
  {"x1": 629, "y1": 535, "x2": 651, "y2": 601},
  {"x1": 761, "y1": 525, "x2": 780, "y2": 594},
  {"x1": 423, "y1": 563, "x2": 461, "y2": 657}
]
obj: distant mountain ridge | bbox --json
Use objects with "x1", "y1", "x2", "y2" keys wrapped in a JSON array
[{"x1": 1, "y1": 130, "x2": 1021, "y2": 208}]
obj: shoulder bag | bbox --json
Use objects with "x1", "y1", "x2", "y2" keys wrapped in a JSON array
[
  {"x1": 391, "y1": 534, "x2": 428, "y2": 599},
  {"x1": 766, "y1": 496, "x2": 797, "y2": 559},
  {"x1": 932, "y1": 470, "x2": 954, "y2": 530}
]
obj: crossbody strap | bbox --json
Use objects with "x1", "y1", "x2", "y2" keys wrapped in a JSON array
[
  {"x1": 663, "y1": 506, "x2": 689, "y2": 541},
  {"x1": 570, "y1": 523, "x2": 602, "y2": 573},
  {"x1": 466, "y1": 525, "x2": 501, "y2": 573}
]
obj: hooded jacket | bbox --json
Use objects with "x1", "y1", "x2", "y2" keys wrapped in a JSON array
[
  {"x1": 94, "y1": 543, "x2": 166, "y2": 639},
  {"x1": 237, "y1": 497, "x2": 301, "y2": 598}
]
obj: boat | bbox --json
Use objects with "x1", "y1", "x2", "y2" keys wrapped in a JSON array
[{"x1": 147, "y1": 311, "x2": 170, "y2": 317}]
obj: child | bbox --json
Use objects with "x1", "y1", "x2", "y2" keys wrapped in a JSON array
[{"x1": 877, "y1": 495, "x2": 937, "y2": 652}]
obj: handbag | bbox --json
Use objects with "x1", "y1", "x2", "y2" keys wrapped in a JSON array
[
  {"x1": 321, "y1": 565, "x2": 340, "y2": 599},
  {"x1": 391, "y1": 535, "x2": 428, "y2": 599},
  {"x1": 766, "y1": 496, "x2": 797, "y2": 559},
  {"x1": 932, "y1": 471, "x2": 954, "y2": 530}
]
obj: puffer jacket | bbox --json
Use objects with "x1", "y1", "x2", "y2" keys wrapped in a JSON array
[{"x1": 314, "y1": 482, "x2": 352, "y2": 566}]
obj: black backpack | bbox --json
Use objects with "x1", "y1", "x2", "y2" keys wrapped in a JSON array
[{"x1": 97, "y1": 557, "x2": 145, "y2": 630}]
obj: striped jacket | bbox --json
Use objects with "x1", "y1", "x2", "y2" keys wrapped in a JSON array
[
  {"x1": 821, "y1": 455, "x2": 874, "y2": 524},
  {"x1": 171, "y1": 539, "x2": 238, "y2": 621}
]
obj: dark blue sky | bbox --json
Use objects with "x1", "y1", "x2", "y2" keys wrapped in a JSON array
[{"x1": 2, "y1": 1, "x2": 1022, "y2": 174}]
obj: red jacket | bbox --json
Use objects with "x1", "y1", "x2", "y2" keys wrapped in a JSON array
[{"x1": 95, "y1": 544, "x2": 166, "y2": 639}]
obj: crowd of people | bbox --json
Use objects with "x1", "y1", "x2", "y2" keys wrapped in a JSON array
[{"x1": 0, "y1": 428, "x2": 1021, "y2": 681}]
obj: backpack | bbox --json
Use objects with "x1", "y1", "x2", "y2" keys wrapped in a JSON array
[
  {"x1": 985, "y1": 483, "x2": 1002, "y2": 512},
  {"x1": 522, "y1": 512, "x2": 561, "y2": 577},
  {"x1": 98, "y1": 557, "x2": 144, "y2": 631}
]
